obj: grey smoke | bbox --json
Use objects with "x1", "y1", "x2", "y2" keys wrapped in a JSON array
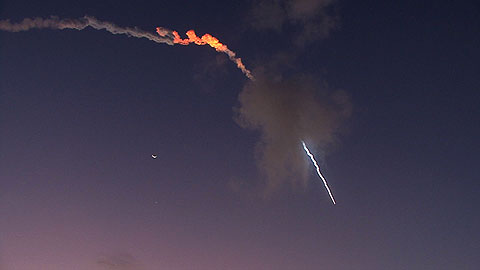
[
  {"x1": 235, "y1": 67, "x2": 351, "y2": 192},
  {"x1": 0, "y1": 16, "x2": 174, "y2": 45}
]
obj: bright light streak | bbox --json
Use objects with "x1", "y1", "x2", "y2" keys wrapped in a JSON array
[{"x1": 301, "y1": 141, "x2": 336, "y2": 205}]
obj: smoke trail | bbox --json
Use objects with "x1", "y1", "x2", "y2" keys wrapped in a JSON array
[
  {"x1": 157, "y1": 28, "x2": 254, "y2": 80},
  {"x1": 0, "y1": 16, "x2": 174, "y2": 45},
  {"x1": 0, "y1": 16, "x2": 253, "y2": 78},
  {"x1": 301, "y1": 141, "x2": 336, "y2": 204}
]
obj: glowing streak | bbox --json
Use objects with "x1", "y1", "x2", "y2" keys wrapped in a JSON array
[{"x1": 301, "y1": 141, "x2": 336, "y2": 205}]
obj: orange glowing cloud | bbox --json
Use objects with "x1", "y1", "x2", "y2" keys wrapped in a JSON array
[{"x1": 157, "y1": 28, "x2": 253, "y2": 80}]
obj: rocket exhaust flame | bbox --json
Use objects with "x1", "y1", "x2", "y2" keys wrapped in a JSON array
[
  {"x1": 302, "y1": 141, "x2": 336, "y2": 205},
  {"x1": 157, "y1": 28, "x2": 254, "y2": 80}
]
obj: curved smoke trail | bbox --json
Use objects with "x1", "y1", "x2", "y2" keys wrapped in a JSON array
[{"x1": 0, "y1": 16, "x2": 253, "y2": 78}]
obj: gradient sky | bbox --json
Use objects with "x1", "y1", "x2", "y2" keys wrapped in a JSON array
[{"x1": 1, "y1": 1, "x2": 479, "y2": 269}]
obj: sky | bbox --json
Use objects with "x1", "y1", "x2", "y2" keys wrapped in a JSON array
[{"x1": 0, "y1": 0, "x2": 479, "y2": 269}]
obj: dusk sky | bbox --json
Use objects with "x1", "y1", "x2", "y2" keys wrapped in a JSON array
[{"x1": 1, "y1": 0, "x2": 479, "y2": 269}]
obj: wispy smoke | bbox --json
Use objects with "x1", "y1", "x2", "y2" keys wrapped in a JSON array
[
  {"x1": 97, "y1": 253, "x2": 143, "y2": 270},
  {"x1": 235, "y1": 67, "x2": 351, "y2": 192},
  {"x1": 248, "y1": 0, "x2": 338, "y2": 46},
  {"x1": 0, "y1": 16, "x2": 174, "y2": 45}
]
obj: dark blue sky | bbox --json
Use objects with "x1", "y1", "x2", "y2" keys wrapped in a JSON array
[{"x1": 1, "y1": 1, "x2": 479, "y2": 269}]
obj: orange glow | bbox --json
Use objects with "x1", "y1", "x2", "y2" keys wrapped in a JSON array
[
  {"x1": 157, "y1": 28, "x2": 253, "y2": 80},
  {"x1": 172, "y1": 30, "x2": 228, "y2": 52}
]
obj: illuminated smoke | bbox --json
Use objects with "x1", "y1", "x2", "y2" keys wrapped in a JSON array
[
  {"x1": 157, "y1": 28, "x2": 254, "y2": 80},
  {"x1": 302, "y1": 141, "x2": 336, "y2": 204},
  {"x1": 0, "y1": 16, "x2": 174, "y2": 45}
]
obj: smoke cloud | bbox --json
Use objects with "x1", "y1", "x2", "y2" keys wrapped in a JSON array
[
  {"x1": 0, "y1": 16, "x2": 174, "y2": 45},
  {"x1": 248, "y1": 0, "x2": 338, "y2": 46},
  {"x1": 235, "y1": 67, "x2": 351, "y2": 192}
]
